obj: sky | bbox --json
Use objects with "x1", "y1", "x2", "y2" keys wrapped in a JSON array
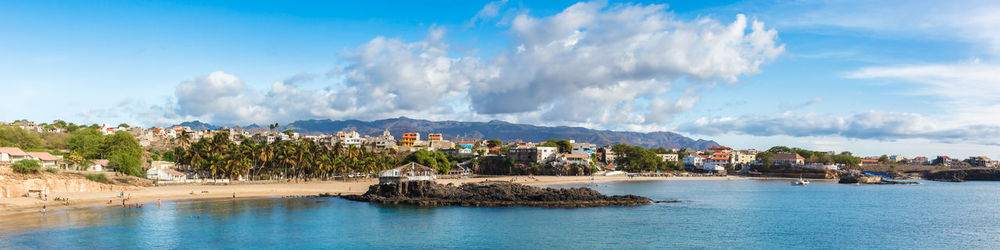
[{"x1": 3, "y1": 0, "x2": 1000, "y2": 158}]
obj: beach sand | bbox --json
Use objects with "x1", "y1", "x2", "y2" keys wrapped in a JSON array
[{"x1": 0, "y1": 175, "x2": 742, "y2": 217}]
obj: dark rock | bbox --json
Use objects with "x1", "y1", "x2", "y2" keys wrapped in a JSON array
[
  {"x1": 342, "y1": 181, "x2": 651, "y2": 207},
  {"x1": 921, "y1": 169, "x2": 1000, "y2": 182},
  {"x1": 839, "y1": 170, "x2": 919, "y2": 184}
]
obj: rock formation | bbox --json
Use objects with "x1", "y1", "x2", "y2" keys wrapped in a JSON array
[
  {"x1": 922, "y1": 169, "x2": 1000, "y2": 182},
  {"x1": 342, "y1": 181, "x2": 651, "y2": 207}
]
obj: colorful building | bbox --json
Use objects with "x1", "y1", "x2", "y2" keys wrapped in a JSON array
[{"x1": 401, "y1": 133, "x2": 420, "y2": 146}]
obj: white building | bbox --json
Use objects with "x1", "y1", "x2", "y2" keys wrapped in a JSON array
[
  {"x1": 509, "y1": 146, "x2": 558, "y2": 163},
  {"x1": 26, "y1": 152, "x2": 60, "y2": 168},
  {"x1": 562, "y1": 153, "x2": 592, "y2": 165},
  {"x1": 657, "y1": 153, "x2": 679, "y2": 162},
  {"x1": 379, "y1": 162, "x2": 438, "y2": 184},
  {"x1": 87, "y1": 159, "x2": 109, "y2": 172},
  {"x1": 571, "y1": 143, "x2": 597, "y2": 156},
  {"x1": 683, "y1": 155, "x2": 704, "y2": 167},
  {"x1": 0, "y1": 147, "x2": 30, "y2": 163}
]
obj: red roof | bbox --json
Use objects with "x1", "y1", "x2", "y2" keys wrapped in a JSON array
[
  {"x1": 27, "y1": 152, "x2": 59, "y2": 161},
  {"x1": 709, "y1": 157, "x2": 729, "y2": 160},
  {"x1": 0, "y1": 147, "x2": 28, "y2": 156},
  {"x1": 861, "y1": 159, "x2": 878, "y2": 162}
]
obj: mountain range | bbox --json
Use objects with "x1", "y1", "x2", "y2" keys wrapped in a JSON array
[{"x1": 171, "y1": 117, "x2": 719, "y2": 150}]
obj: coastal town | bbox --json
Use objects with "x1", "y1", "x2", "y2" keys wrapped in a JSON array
[{"x1": 2, "y1": 119, "x2": 998, "y2": 188}]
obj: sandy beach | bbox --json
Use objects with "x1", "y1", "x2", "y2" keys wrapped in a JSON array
[{"x1": 0, "y1": 175, "x2": 743, "y2": 217}]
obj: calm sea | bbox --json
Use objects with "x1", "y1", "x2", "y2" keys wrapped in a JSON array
[{"x1": 2, "y1": 179, "x2": 999, "y2": 249}]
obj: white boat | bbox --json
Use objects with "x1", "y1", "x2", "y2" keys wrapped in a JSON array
[{"x1": 792, "y1": 177, "x2": 809, "y2": 186}]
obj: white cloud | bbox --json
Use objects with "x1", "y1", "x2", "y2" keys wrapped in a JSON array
[
  {"x1": 679, "y1": 111, "x2": 1000, "y2": 145},
  {"x1": 147, "y1": 2, "x2": 783, "y2": 130},
  {"x1": 765, "y1": 0, "x2": 1000, "y2": 55},
  {"x1": 845, "y1": 59, "x2": 1000, "y2": 126},
  {"x1": 466, "y1": 0, "x2": 508, "y2": 27},
  {"x1": 469, "y1": 2, "x2": 783, "y2": 126}
]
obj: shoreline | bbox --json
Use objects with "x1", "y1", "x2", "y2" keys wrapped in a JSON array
[{"x1": 0, "y1": 175, "x2": 737, "y2": 217}]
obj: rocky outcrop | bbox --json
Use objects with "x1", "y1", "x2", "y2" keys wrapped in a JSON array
[
  {"x1": 922, "y1": 169, "x2": 1000, "y2": 182},
  {"x1": 342, "y1": 181, "x2": 651, "y2": 207},
  {"x1": 839, "y1": 170, "x2": 918, "y2": 184}
]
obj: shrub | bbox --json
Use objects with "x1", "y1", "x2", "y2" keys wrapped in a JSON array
[
  {"x1": 85, "y1": 173, "x2": 111, "y2": 184},
  {"x1": 115, "y1": 178, "x2": 131, "y2": 184},
  {"x1": 12, "y1": 160, "x2": 42, "y2": 174},
  {"x1": 45, "y1": 167, "x2": 59, "y2": 173}
]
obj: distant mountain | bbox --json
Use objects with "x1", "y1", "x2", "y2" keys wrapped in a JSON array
[
  {"x1": 173, "y1": 120, "x2": 218, "y2": 130},
  {"x1": 282, "y1": 117, "x2": 719, "y2": 150}
]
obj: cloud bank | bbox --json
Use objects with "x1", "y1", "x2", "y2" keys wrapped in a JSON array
[
  {"x1": 679, "y1": 111, "x2": 1000, "y2": 145},
  {"x1": 151, "y1": 1, "x2": 784, "y2": 129}
]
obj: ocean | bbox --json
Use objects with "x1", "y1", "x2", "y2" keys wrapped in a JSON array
[{"x1": 2, "y1": 179, "x2": 999, "y2": 249}]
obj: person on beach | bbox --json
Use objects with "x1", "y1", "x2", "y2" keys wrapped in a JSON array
[
  {"x1": 158, "y1": 199, "x2": 161, "y2": 207},
  {"x1": 42, "y1": 205, "x2": 46, "y2": 213},
  {"x1": 232, "y1": 193, "x2": 236, "y2": 199}
]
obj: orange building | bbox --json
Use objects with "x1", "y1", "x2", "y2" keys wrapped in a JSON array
[
  {"x1": 401, "y1": 133, "x2": 420, "y2": 146},
  {"x1": 428, "y1": 133, "x2": 443, "y2": 141}
]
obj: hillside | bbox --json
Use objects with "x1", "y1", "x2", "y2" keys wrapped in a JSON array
[
  {"x1": 283, "y1": 117, "x2": 718, "y2": 150},
  {"x1": 170, "y1": 117, "x2": 718, "y2": 149}
]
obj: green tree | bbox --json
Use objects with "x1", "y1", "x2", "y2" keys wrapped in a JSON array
[
  {"x1": 404, "y1": 149, "x2": 451, "y2": 174},
  {"x1": 105, "y1": 131, "x2": 145, "y2": 177},
  {"x1": 542, "y1": 139, "x2": 572, "y2": 153},
  {"x1": 117, "y1": 123, "x2": 130, "y2": 128},
  {"x1": 161, "y1": 150, "x2": 176, "y2": 162},
  {"x1": 878, "y1": 155, "x2": 890, "y2": 163},
  {"x1": 487, "y1": 139, "x2": 502, "y2": 148},
  {"x1": 282, "y1": 129, "x2": 295, "y2": 137},
  {"x1": 68, "y1": 129, "x2": 106, "y2": 159},
  {"x1": 12, "y1": 159, "x2": 42, "y2": 174}
]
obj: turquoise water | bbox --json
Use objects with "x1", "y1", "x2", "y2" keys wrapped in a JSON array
[{"x1": 2, "y1": 179, "x2": 1000, "y2": 249}]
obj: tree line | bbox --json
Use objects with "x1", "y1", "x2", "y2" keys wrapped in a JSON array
[{"x1": 171, "y1": 131, "x2": 414, "y2": 181}]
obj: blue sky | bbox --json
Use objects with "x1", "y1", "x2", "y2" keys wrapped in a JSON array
[{"x1": 4, "y1": 0, "x2": 1000, "y2": 158}]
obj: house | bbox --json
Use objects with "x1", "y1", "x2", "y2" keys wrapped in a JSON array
[
  {"x1": 562, "y1": 153, "x2": 592, "y2": 165},
  {"x1": 683, "y1": 155, "x2": 704, "y2": 167},
  {"x1": 860, "y1": 159, "x2": 878, "y2": 166},
  {"x1": 447, "y1": 166, "x2": 470, "y2": 175},
  {"x1": 379, "y1": 162, "x2": 437, "y2": 184},
  {"x1": 704, "y1": 152, "x2": 732, "y2": 167},
  {"x1": 571, "y1": 143, "x2": 596, "y2": 156},
  {"x1": 657, "y1": 153, "x2": 679, "y2": 162},
  {"x1": 147, "y1": 167, "x2": 187, "y2": 182},
  {"x1": 87, "y1": 159, "x2": 109, "y2": 172},
  {"x1": 0, "y1": 147, "x2": 30, "y2": 163},
  {"x1": 731, "y1": 151, "x2": 756, "y2": 165},
  {"x1": 401, "y1": 133, "x2": 420, "y2": 146},
  {"x1": 509, "y1": 146, "x2": 558, "y2": 163},
  {"x1": 964, "y1": 156, "x2": 996, "y2": 168},
  {"x1": 26, "y1": 152, "x2": 60, "y2": 168},
  {"x1": 427, "y1": 133, "x2": 443, "y2": 141},
  {"x1": 457, "y1": 142, "x2": 475, "y2": 149},
  {"x1": 773, "y1": 153, "x2": 805, "y2": 166}
]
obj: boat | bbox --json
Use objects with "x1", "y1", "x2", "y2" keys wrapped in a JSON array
[{"x1": 792, "y1": 176, "x2": 810, "y2": 186}]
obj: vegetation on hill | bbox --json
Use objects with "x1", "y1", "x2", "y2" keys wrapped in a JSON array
[
  {"x1": 67, "y1": 129, "x2": 146, "y2": 177},
  {"x1": 12, "y1": 159, "x2": 42, "y2": 174},
  {"x1": 610, "y1": 144, "x2": 683, "y2": 172},
  {"x1": 756, "y1": 146, "x2": 862, "y2": 168},
  {"x1": 402, "y1": 150, "x2": 452, "y2": 174}
]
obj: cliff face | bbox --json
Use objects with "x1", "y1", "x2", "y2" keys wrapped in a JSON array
[
  {"x1": 342, "y1": 181, "x2": 651, "y2": 207},
  {"x1": 0, "y1": 178, "x2": 115, "y2": 198}
]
